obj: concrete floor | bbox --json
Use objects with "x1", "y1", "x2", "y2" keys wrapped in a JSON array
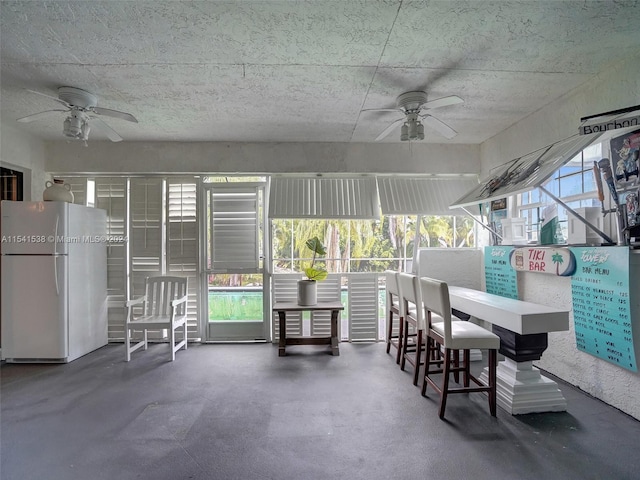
[{"x1": 2, "y1": 342, "x2": 639, "y2": 480}]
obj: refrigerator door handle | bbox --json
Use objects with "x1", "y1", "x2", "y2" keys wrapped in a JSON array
[
  {"x1": 54, "y1": 215, "x2": 59, "y2": 254},
  {"x1": 54, "y1": 255, "x2": 60, "y2": 296}
]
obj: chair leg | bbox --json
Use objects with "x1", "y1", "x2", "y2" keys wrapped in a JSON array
[
  {"x1": 453, "y1": 349, "x2": 460, "y2": 384},
  {"x1": 413, "y1": 329, "x2": 423, "y2": 386},
  {"x1": 183, "y1": 322, "x2": 188, "y2": 350},
  {"x1": 386, "y1": 310, "x2": 393, "y2": 354},
  {"x1": 125, "y1": 327, "x2": 131, "y2": 362},
  {"x1": 400, "y1": 319, "x2": 409, "y2": 371},
  {"x1": 489, "y1": 349, "x2": 497, "y2": 417},
  {"x1": 421, "y1": 336, "x2": 433, "y2": 396},
  {"x1": 170, "y1": 325, "x2": 176, "y2": 361},
  {"x1": 395, "y1": 315, "x2": 404, "y2": 364},
  {"x1": 463, "y1": 349, "x2": 471, "y2": 387},
  {"x1": 439, "y1": 348, "x2": 452, "y2": 419}
]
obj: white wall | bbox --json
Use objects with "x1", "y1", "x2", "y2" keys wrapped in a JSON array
[
  {"x1": 44, "y1": 141, "x2": 480, "y2": 176},
  {"x1": 0, "y1": 122, "x2": 47, "y2": 200},
  {"x1": 480, "y1": 56, "x2": 640, "y2": 420}
]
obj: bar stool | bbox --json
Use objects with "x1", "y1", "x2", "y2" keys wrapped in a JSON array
[
  {"x1": 384, "y1": 270, "x2": 404, "y2": 364},
  {"x1": 419, "y1": 276, "x2": 500, "y2": 419},
  {"x1": 398, "y1": 273, "x2": 425, "y2": 385}
]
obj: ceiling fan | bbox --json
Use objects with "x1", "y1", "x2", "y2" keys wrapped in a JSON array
[
  {"x1": 17, "y1": 86, "x2": 138, "y2": 145},
  {"x1": 363, "y1": 91, "x2": 463, "y2": 141}
]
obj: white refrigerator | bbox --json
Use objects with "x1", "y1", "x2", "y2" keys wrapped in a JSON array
[{"x1": 1, "y1": 201, "x2": 108, "y2": 363}]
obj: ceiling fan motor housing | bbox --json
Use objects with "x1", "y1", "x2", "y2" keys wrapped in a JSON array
[
  {"x1": 58, "y1": 86, "x2": 98, "y2": 109},
  {"x1": 396, "y1": 91, "x2": 428, "y2": 112}
]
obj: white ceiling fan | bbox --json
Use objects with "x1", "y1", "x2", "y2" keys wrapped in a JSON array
[
  {"x1": 363, "y1": 91, "x2": 463, "y2": 141},
  {"x1": 17, "y1": 86, "x2": 138, "y2": 145}
]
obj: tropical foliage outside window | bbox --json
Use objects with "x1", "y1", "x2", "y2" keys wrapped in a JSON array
[{"x1": 271, "y1": 215, "x2": 476, "y2": 275}]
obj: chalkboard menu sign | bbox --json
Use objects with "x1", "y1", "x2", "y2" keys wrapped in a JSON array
[
  {"x1": 484, "y1": 246, "x2": 518, "y2": 299},
  {"x1": 571, "y1": 246, "x2": 636, "y2": 372}
]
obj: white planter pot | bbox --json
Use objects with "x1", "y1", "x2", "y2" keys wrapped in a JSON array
[{"x1": 297, "y1": 279, "x2": 317, "y2": 306}]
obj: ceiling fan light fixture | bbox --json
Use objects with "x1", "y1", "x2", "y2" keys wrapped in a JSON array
[
  {"x1": 63, "y1": 115, "x2": 82, "y2": 138},
  {"x1": 417, "y1": 122, "x2": 425, "y2": 140},
  {"x1": 408, "y1": 119, "x2": 419, "y2": 140},
  {"x1": 400, "y1": 123, "x2": 409, "y2": 141},
  {"x1": 81, "y1": 121, "x2": 90, "y2": 140},
  {"x1": 63, "y1": 112, "x2": 91, "y2": 142}
]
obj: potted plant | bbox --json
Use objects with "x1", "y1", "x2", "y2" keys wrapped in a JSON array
[{"x1": 298, "y1": 236, "x2": 327, "y2": 305}]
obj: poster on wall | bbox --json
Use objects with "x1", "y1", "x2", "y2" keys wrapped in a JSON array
[
  {"x1": 570, "y1": 246, "x2": 636, "y2": 372},
  {"x1": 610, "y1": 128, "x2": 640, "y2": 187},
  {"x1": 484, "y1": 246, "x2": 518, "y2": 299}
]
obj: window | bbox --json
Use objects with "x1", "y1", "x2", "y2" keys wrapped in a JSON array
[
  {"x1": 1, "y1": 167, "x2": 23, "y2": 201},
  {"x1": 516, "y1": 142, "x2": 603, "y2": 242}
]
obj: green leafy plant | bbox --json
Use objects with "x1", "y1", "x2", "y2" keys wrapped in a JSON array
[{"x1": 303, "y1": 236, "x2": 328, "y2": 281}]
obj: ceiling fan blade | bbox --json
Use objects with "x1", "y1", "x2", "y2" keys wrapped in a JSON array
[
  {"x1": 93, "y1": 106, "x2": 138, "y2": 123},
  {"x1": 422, "y1": 95, "x2": 464, "y2": 110},
  {"x1": 17, "y1": 109, "x2": 66, "y2": 123},
  {"x1": 421, "y1": 115, "x2": 458, "y2": 139},
  {"x1": 90, "y1": 116, "x2": 123, "y2": 142},
  {"x1": 361, "y1": 108, "x2": 402, "y2": 114},
  {"x1": 26, "y1": 89, "x2": 71, "y2": 108},
  {"x1": 375, "y1": 118, "x2": 404, "y2": 141}
]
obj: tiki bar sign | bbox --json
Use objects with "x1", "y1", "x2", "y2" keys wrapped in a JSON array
[{"x1": 509, "y1": 246, "x2": 576, "y2": 276}]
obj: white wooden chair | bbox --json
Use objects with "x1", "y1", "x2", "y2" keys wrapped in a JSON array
[{"x1": 125, "y1": 276, "x2": 188, "y2": 361}]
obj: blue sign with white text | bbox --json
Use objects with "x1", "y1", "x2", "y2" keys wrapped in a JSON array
[
  {"x1": 484, "y1": 246, "x2": 518, "y2": 299},
  {"x1": 570, "y1": 246, "x2": 636, "y2": 372}
]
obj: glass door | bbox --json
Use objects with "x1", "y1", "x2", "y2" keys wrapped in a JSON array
[{"x1": 203, "y1": 181, "x2": 267, "y2": 341}]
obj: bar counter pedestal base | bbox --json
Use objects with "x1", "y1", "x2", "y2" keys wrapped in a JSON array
[{"x1": 479, "y1": 358, "x2": 567, "y2": 415}]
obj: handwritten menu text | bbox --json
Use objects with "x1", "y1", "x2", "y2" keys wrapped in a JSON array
[
  {"x1": 571, "y1": 247, "x2": 636, "y2": 372},
  {"x1": 484, "y1": 246, "x2": 518, "y2": 299}
]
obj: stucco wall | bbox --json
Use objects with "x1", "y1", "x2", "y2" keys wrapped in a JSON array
[
  {"x1": 480, "y1": 56, "x2": 640, "y2": 420},
  {"x1": 519, "y1": 270, "x2": 640, "y2": 420},
  {"x1": 0, "y1": 122, "x2": 47, "y2": 200}
]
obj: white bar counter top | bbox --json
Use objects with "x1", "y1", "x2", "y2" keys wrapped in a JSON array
[{"x1": 448, "y1": 286, "x2": 570, "y2": 335}]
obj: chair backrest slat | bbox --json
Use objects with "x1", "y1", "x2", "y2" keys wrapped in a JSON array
[{"x1": 144, "y1": 276, "x2": 188, "y2": 317}]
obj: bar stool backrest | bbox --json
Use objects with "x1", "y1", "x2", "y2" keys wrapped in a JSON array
[
  {"x1": 398, "y1": 273, "x2": 424, "y2": 330},
  {"x1": 419, "y1": 276, "x2": 453, "y2": 344},
  {"x1": 384, "y1": 270, "x2": 405, "y2": 317}
]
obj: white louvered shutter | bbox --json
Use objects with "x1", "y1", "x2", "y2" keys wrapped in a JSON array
[
  {"x1": 271, "y1": 274, "x2": 303, "y2": 341},
  {"x1": 377, "y1": 176, "x2": 480, "y2": 215},
  {"x1": 57, "y1": 177, "x2": 87, "y2": 206},
  {"x1": 167, "y1": 179, "x2": 200, "y2": 339},
  {"x1": 130, "y1": 178, "x2": 163, "y2": 298},
  {"x1": 209, "y1": 185, "x2": 260, "y2": 272},
  {"x1": 95, "y1": 178, "x2": 128, "y2": 340},
  {"x1": 348, "y1": 273, "x2": 380, "y2": 342},
  {"x1": 269, "y1": 176, "x2": 380, "y2": 219},
  {"x1": 310, "y1": 274, "x2": 341, "y2": 337}
]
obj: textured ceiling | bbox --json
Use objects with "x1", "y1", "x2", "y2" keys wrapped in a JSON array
[{"x1": 1, "y1": 0, "x2": 639, "y2": 145}]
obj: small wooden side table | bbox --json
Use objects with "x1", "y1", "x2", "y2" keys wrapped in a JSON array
[{"x1": 272, "y1": 301, "x2": 344, "y2": 356}]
